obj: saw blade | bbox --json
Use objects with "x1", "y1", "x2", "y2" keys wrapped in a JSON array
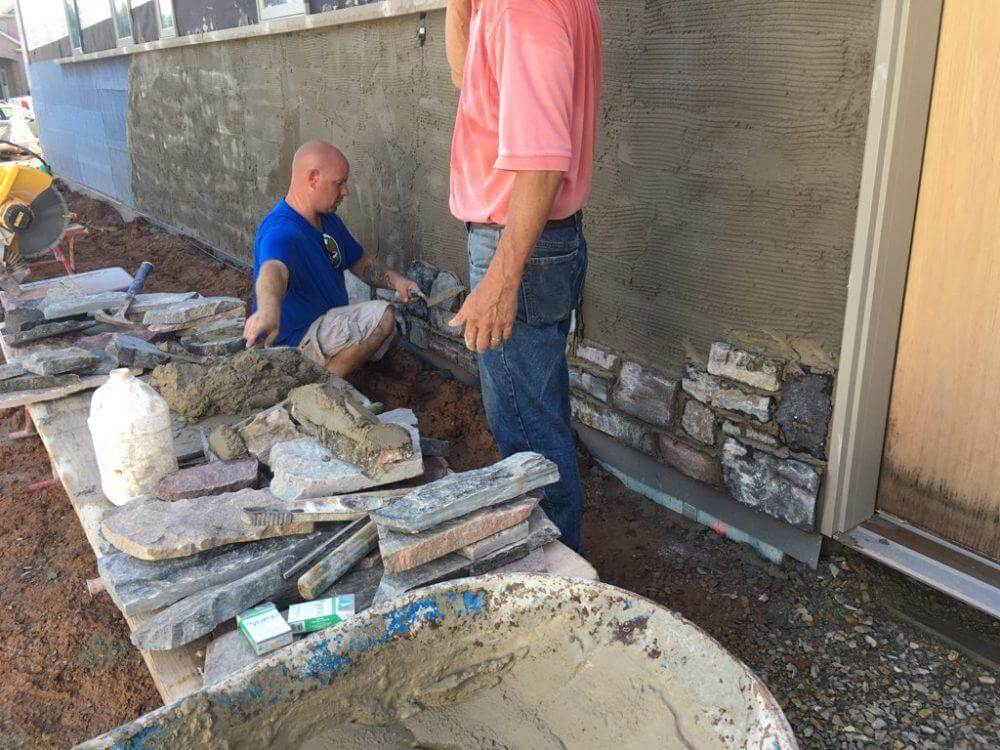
[{"x1": 19, "y1": 185, "x2": 68, "y2": 259}]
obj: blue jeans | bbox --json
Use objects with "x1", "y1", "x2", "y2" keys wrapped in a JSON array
[{"x1": 467, "y1": 216, "x2": 589, "y2": 552}]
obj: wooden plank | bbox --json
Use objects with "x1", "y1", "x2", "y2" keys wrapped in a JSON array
[
  {"x1": 877, "y1": 0, "x2": 1000, "y2": 560},
  {"x1": 25, "y1": 391, "x2": 208, "y2": 702}
]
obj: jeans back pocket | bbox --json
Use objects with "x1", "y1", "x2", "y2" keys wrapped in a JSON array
[{"x1": 519, "y1": 234, "x2": 587, "y2": 327}]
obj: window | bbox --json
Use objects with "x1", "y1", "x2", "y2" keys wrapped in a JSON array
[
  {"x1": 110, "y1": 0, "x2": 133, "y2": 44},
  {"x1": 257, "y1": 0, "x2": 307, "y2": 22},
  {"x1": 157, "y1": 0, "x2": 176, "y2": 39},
  {"x1": 63, "y1": 0, "x2": 83, "y2": 52}
]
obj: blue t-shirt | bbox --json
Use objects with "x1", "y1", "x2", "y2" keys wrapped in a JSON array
[{"x1": 253, "y1": 200, "x2": 364, "y2": 346}]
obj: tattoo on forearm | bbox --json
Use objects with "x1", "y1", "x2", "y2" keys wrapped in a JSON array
[{"x1": 361, "y1": 259, "x2": 394, "y2": 290}]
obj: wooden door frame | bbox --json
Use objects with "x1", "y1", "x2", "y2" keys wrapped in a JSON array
[{"x1": 820, "y1": 0, "x2": 943, "y2": 536}]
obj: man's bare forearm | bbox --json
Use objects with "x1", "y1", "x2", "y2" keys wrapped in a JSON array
[
  {"x1": 488, "y1": 171, "x2": 564, "y2": 287},
  {"x1": 256, "y1": 260, "x2": 289, "y2": 314},
  {"x1": 350, "y1": 255, "x2": 396, "y2": 290}
]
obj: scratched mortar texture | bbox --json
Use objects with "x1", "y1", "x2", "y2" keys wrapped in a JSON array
[{"x1": 128, "y1": 0, "x2": 878, "y2": 373}]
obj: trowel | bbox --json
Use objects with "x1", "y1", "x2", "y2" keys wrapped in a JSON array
[{"x1": 93, "y1": 261, "x2": 153, "y2": 328}]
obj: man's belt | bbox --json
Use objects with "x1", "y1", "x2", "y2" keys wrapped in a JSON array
[{"x1": 466, "y1": 211, "x2": 581, "y2": 233}]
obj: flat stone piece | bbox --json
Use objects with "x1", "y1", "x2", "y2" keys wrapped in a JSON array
[
  {"x1": 659, "y1": 435, "x2": 722, "y2": 487},
  {"x1": 404, "y1": 260, "x2": 438, "y2": 319},
  {"x1": 459, "y1": 519, "x2": 529, "y2": 561},
  {"x1": 0, "y1": 363, "x2": 26, "y2": 381},
  {"x1": 106, "y1": 333, "x2": 170, "y2": 369},
  {"x1": 42, "y1": 291, "x2": 127, "y2": 320},
  {"x1": 682, "y1": 365, "x2": 771, "y2": 422},
  {"x1": 238, "y1": 406, "x2": 301, "y2": 464},
  {"x1": 418, "y1": 437, "x2": 450, "y2": 458},
  {"x1": 775, "y1": 372, "x2": 833, "y2": 458},
  {"x1": 524, "y1": 507, "x2": 561, "y2": 548},
  {"x1": 722, "y1": 420, "x2": 781, "y2": 449},
  {"x1": 4, "y1": 306, "x2": 45, "y2": 333},
  {"x1": 373, "y1": 536, "x2": 534, "y2": 605},
  {"x1": 429, "y1": 271, "x2": 463, "y2": 333},
  {"x1": 707, "y1": 342, "x2": 781, "y2": 392},
  {"x1": 155, "y1": 458, "x2": 259, "y2": 501},
  {"x1": 186, "y1": 336, "x2": 246, "y2": 357},
  {"x1": 100, "y1": 489, "x2": 314, "y2": 560},
  {"x1": 571, "y1": 396, "x2": 657, "y2": 456},
  {"x1": 569, "y1": 366, "x2": 612, "y2": 403},
  {"x1": 426, "y1": 329, "x2": 479, "y2": 375},
  {"x1": 370, "y1": 452, "x2": 558, "y2": 534},
  {"x1": 20, "y1": 346, "x2": 100, "y2": 376},
  {"x1": 721, "y1": 438, "x2": 820, "y2": 531},
  {"x1": 682, "y1": 399, "x2": 716, "y2": 445},
  {"x1": 97, "y1": 532, "x2": 319, "y2": 617},
  {"x1": 142, "y1": 296, "x2": 244, "y2": 327},
  {"x1": 298, "y1": 521, "x2": 378, "y2": 599},
  {"x1": 378, "y1": 496, "x2": 539, "y2": 573},
  {"x1": 130, "y1": 532, "x2": 329, "y2": 651},
  {"x1": 576, "y1": 343, "x2": 618, "y2": 370},
  {"x1": 0, "y1": 371, "x2": 73, "y2": 393},
  {"x1": 269, "y1": 409, "x2": 422, "y2": 501},
  {"x1": 611, "y1": 361, "x2": 677, "y2": 429},
  {"x1": 126, "y1": 292, "x2": 199, "y2": 315}
]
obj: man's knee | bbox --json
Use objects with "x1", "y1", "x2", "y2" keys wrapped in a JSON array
[{"x1": 373, "y1": 306, "x2": 395, "y2": 341}]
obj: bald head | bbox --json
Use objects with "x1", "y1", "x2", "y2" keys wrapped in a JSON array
[{"x1": 287, "y1": 140, "x2": 351, "y2": 216}]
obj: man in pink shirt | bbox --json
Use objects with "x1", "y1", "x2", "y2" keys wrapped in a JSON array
[{"x1": 447, "y1": 0, "x2": 602, "y2": 552}]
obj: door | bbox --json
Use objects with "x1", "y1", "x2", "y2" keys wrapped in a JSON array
[{"x1": 877, "y1": 0, "x2": 1000, "y2": 561}]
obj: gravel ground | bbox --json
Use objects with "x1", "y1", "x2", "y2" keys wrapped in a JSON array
[{"x1": 581, "y1": 463, "x2": 999, "y2": 750}]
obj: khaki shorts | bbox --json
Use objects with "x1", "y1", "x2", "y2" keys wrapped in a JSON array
[{"x1": 297, "y1": 300, "x2": 393, "y2": 367}]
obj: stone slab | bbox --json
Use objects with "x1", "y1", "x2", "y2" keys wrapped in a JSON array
[
  {"x1": 182, "y1": 335, "x2": 245, "y2": 357},
  {"x1": 269, "y1": 409, "x2": 422, "y2": 501},
  {"x1": 418, "y1": 437, "x2": 450, "y2": 458},
  {"x1": 707, "y1": 342, "x2": 781, "y2": 392},
  {"x1": 42, "y1": 291, "x2": 127, "y2": 320},
  {"x1": 576, "y1": 343, "x2": 619, "y2": 370},
  {"x1": 377, "y1": 496, "x2": 538, "y2": 573},
  {"x1": 457, "y1": 519, "x2": 530, "y2": 561},
  {"x1": 659, "y1": 435, "x2": 722, "y2": 487},
  {"x1": 571, "y1": 396, "x2": 657, "y2": 456},
  {"x1": 0, "y1": 362, "x2": 26, "y2": 381},
  {"x1": 722, "y1": 420, "x2": 781, "y2": 449},
  {"x1": 142, "y1": 296, "x2": 244, "y2": 327},
  {"x1": 20, "y1": 346, "x2": 101, "y2": 376},
  {"x1": 238, "y1": 406, "x2": 301, "y2": 465},
  {"x1": 155, "y1": 459, "x2": 259, "y2": 501},
  {"x1": 130, "y1": 532, "x2": 330, "y2": 651},
  {"x1": 97, "y1": 532, "x2": 320, "y2": 617},
  {"x1": 3, "y1": 306, "x2": 45, "y2": 333},
  {"x1": 682, "y1": 365, "x2": 772, "y2": 422},
  {"x1": 298, "y1": 521, "x2": 378, "y2": 599},
  {"x1": 428, "y1": 271, "x2": 463, "y2": 334},
  {"x1": 370, "y1": 452, "x2": 557, "y2": 534},
  {"x1": 4, "y1": 319, "x2": 95, "y2": 345},
  {"x1": 373, "y1": 537, "x2": 532, "y2": 606},
  {"x1": 682, "y1": 398, "x2": 716, "y2": 445},
  {"x1": 569, "y1": 366, "x2": 613, "y2": 403},
  {"x1": 100, "y1": 489, "x2": 314, "y2": 560},
  {"x1": 721, "y1": 438, "x2": 820, "y2": 531},
  {"x1": 0, "y1": 372, "x2": 78, "y2": 395},
  {"x1": 105, "y1": 333, "x2": 170, "y2": 369},
  {"x1": 611, "y1": 361, "x2": 677, "y2": 429},
  {"x1": 126, "y1": 292, "x2": 199, "y2": 315},
  {"x1": 775, "y1": 372, "x2": 833, "y2": 458}
]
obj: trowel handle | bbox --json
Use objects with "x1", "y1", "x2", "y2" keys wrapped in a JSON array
[{"x1": 127, "y1": 262, "x2": 153, "y2": 299}]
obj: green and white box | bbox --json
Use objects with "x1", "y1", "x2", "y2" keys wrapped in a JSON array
[
  {"x1": 237, "y1": 602, "x2": 293, "y2": 655},
  {"x1": 287, "y1": 594, "x2": 356, "y2": 634}
]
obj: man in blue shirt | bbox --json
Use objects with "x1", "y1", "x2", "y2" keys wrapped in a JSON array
[{"x1": 244, "y1": 141, "x2": 419, "y2": 377}]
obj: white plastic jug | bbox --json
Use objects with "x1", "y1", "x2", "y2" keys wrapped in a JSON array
[{"x1": 89, "y1": 368, "x2": 178, "y2": 506}]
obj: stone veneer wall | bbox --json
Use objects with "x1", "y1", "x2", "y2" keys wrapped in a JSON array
[{"x1": 349, "y1": 261, "x2": 835, "y2": 537}]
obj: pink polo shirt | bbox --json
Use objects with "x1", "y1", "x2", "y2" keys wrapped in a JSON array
[{"x1": 449, "y1": 0, "x2": 602, "y2": 225}]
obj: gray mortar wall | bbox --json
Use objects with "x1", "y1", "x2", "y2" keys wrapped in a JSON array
[{"x1": 128, "y1": 0, "x2": 877, "y2": 374}]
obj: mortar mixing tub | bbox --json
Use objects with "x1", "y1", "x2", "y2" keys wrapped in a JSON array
[{"x1": 78, "y1": 575, "x2": 797, "y2": 749}]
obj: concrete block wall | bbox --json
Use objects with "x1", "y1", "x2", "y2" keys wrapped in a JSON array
[{"x1": 29, "y1": 58, "x2": 134, "y2": 207}]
